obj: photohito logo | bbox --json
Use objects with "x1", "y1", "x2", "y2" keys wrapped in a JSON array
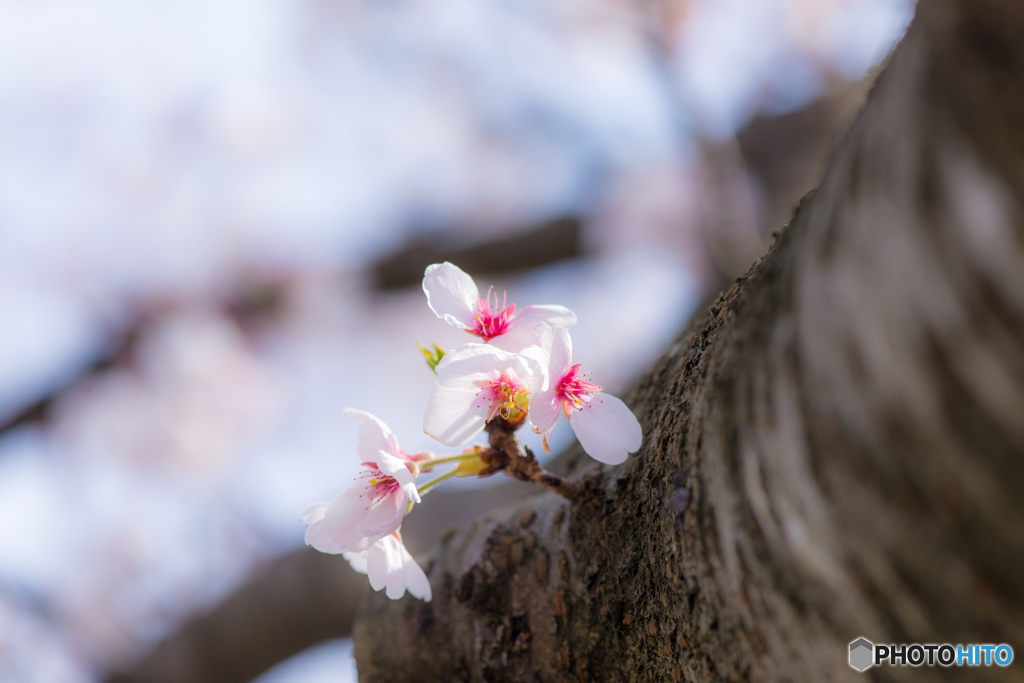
[
  {"x1": 849, "y1": 637, "x2": 1014, "y2": 671},
  {"x1": 849, "y1": 638, "x2": 874, "y2": 672}
]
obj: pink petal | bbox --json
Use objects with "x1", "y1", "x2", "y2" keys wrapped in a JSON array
[
  {"x1": 423, "y1": 385, "x2": 488, "y2": 446},
  {"x1": 568, "y1": 394, "x2": 642, "y2": 465},
  {"x1": 423, "y1": 262, "x2": 479, "y2": 329}
]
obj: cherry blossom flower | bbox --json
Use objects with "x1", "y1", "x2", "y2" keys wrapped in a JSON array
[
  {"x1": 423, "y1": 343, "x2": 544, "y2": 446},
  {"x1": 529, "y1": 327, "x2": 642, "y2": 465},
  {"x1": 423, "y1": 262, "x2": 577, "y2": 352},
  {"x1": 300, "y1": 410, "x2": 426, "y2": 553},
  {"x1": 342, "y1": 531, "x2": 432, "y2": 602}
]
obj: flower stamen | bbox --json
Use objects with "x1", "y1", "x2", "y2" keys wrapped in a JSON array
[
  {"x1": 471, "y1": 287, "x2": 516, "y2": 341},
  {"x1": 359, "y1": 464, "x2": 401, "y2": 500},
  {"x1": 556, "y1": 364, "x2": 602, "y2": 419},
  {"x1": 479, "y1": 373, "x2": 528, "y2": 421}
]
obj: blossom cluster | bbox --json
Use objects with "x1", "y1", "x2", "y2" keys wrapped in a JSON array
[{"x1": 302, "y1": 262, "x2": 642, "y2": 601}]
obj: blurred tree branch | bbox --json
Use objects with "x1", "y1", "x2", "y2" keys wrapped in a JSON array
[
  {"x1": 104, "y1": 549, "x2": 366, "y2": 683},
  {"x1": 0, "y1": 324, "x2": 145, "y2": 438},
  {"x1": 698, "y1": 79, "x2": 871, "y2": 282},
  {"x1": 371, "y1": 215, "x2": 582, "y2": 291}
]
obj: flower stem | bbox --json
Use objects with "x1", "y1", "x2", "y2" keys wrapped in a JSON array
[
  {"x1": 417, "y1": 468, "x2": 459, "y2": 497},
  {"x1": 418, "y1": 451, "x2": 483, "y2": 472}
]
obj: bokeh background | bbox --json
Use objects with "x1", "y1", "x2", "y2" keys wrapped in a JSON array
[{"x1": 0, "y1": 0, "x2": 913, "y2": 680}]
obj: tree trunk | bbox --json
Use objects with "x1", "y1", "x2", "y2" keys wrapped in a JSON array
[{"x1": 353, "y1": 2, "x2": 1024, "y2": 681}]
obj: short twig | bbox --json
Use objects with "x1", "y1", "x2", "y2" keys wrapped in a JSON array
[{"x1": 481, "y1": 421, "x2": 588, "y2": 502}]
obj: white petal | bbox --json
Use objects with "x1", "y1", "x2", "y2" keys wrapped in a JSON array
[
  {"x1": 510, "y1": 351, "x2": 546, "y2": 395},
  {"x1": 375, "y1": 449, "x2": 415, "y2": 489},
  {"x1": 342, "y1": 548, "x2": 369, "y2": 575},
  {"x1": 305, "y1": 524, "x2": 345, "y2": 554},
  {"x1": 528, "y1": 388, "x2": 562, "y2": 437},
  {"x1": 490, "y1": 313, "x2": 572, "y2": 357},
  {"x1": 569, "y1": 393, "x2": 642, "y2": 465},
  {"x1": 367, "y1": 535, "x2": 407, "y2": 599},
  {"x1": 300, "y1": 502, "x2": 329, "y2": 526},
  {"x1": 488, "y1": 318, "x2": 550, "y2": 354},
  {"x1": 513, "y1": 304, "x2": 577, "y2": 329},
  {"x1": 399, "y1": 481, "x2": 415, "y2": 507},
  {"x1": 518, "y1": 344, "x2": 552, "y2": 391},
  {"x1": 546, "y1": 326, "x2": 573, "y2": 380},
  {"x1": 365, "y1": 539, "x2": 391, "y2": 592},
  {"x1": 360, "y1": 535, "x2": 431, "y2": 601},
  {"x1": 399, "y1": 543, "x2": 432, "y2": 602},
  {"x1": 384, "y1": 552, "x2": 408, "y2": 599},
  {"x1": 302, "y1": 502, "x2": 346, "y2": 554},
  {"x1": 310, "y1": 487, "x2": 376, "y2": 552},
  {"x1": 423, "y1": 262, "x2": 479, "y2": 329},
  {"x1": 435, "y1": 344, "x2": 503, "y2": 389},
  {"x1": 342, "y1": 409, "x2": 403, "y2": 462},
  {"x1": 358, "y1": 488, "x2": 408, "y2": 538},
  {"x1": 400, "y1": 480, "x2": 421, "y2": 505},
  {"x1": 447, "y1": 343, "x2": 544, "y2": 391},
  {"x1": 423, "y1": 385, "x2": 488, "y2": 446},
  {"x1": 436, "y1": 343, "x2": 545, "y2": 394}
]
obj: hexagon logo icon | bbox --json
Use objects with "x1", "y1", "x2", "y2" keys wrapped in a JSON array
[{"x1": 849, "y1": 637, "x2": 874, "y2": 672}]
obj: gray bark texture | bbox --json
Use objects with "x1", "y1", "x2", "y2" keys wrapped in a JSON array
[{"x1": 354, "y1": 2, "x2": 1024, "y2": 681}]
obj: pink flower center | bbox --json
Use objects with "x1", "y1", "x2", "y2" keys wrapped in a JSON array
[
  {"x1": 359, "y1": 465, "x2": 400, "y2": 501},
  {"x1": 471, "y1": 287, "x2": 516, "y2": 342},
  {"x1": 556, "y1": 364, "x2": 602, "y2": 419},
  {"x1": 476, "y1": 373, "x2": 527, "y2": 421}
]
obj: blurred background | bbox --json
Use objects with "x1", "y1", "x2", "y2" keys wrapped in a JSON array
[{"x1": 0, "y1": 0, "x2": 913, "y2": 680}]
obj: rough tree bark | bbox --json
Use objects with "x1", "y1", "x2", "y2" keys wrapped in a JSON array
[{"x1": 354, "y1": 2, "x2": 1024, "y2": 681}]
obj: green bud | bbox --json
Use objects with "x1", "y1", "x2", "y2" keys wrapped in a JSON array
[{"x1": 417, "y1": 342, "x2": 446, "y2": 374}]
